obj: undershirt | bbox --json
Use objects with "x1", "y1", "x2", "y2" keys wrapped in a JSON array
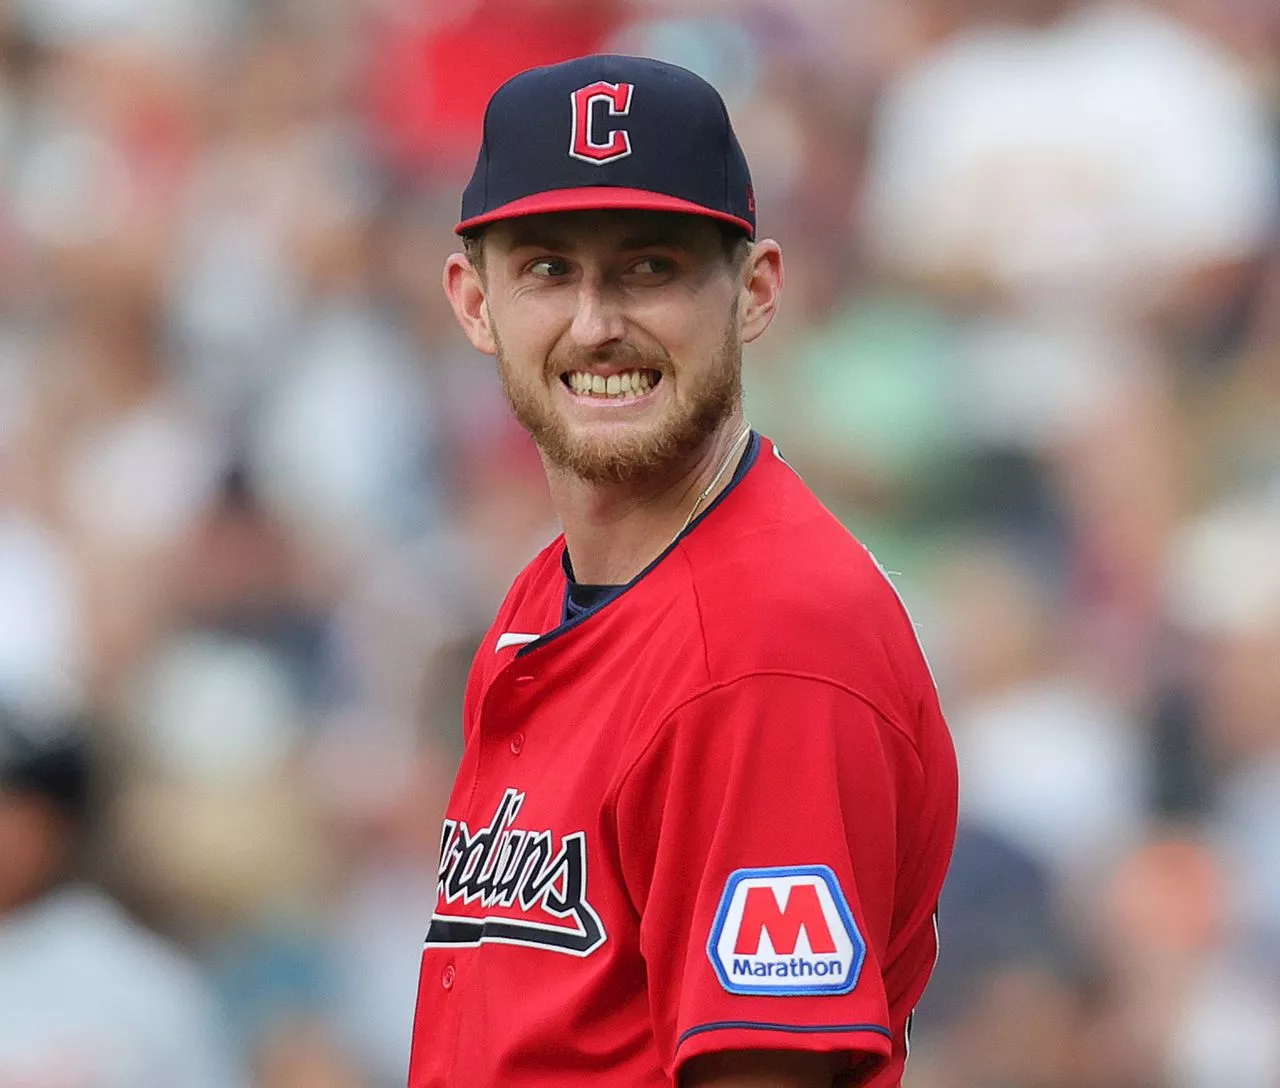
[{"x1": 561, "y1": 557, "x2": 622, "y2": 624}]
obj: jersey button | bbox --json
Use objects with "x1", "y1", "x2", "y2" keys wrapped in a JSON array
[
  {"x1": 510, "y1": 733, "x2": 525, "y2": 755},
  {"x1": 441, "y1": 963, "x2": 456, "y2": 990}
]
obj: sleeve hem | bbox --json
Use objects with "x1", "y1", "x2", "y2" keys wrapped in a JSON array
[{"x1": 674, "y1": 1020, "x2": 893, "y2": 1071}]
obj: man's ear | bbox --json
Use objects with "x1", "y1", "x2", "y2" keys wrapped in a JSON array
[
  {"x1": 444, "y1": 252, "x2": 497, "y2": 356},
  {"x1": 737, "y1": 239, "x2": 784, "y2": 345}
]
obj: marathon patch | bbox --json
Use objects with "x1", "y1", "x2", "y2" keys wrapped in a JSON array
[{"x1": 707, "y1": 865, "x2": 865, "y2": 996}]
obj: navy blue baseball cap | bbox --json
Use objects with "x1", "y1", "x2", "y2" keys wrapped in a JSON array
[{"x1": 457, "y1": 55, "x2": 756, "y2": 239}]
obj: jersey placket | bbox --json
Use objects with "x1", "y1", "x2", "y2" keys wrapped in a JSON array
[{"x1": 444, "y1": 651, "x2": 550, "y2": 1072}]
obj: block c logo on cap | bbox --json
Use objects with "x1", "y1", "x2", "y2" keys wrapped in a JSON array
[
  {"x1": 707, "y1": 865, "x2": 866, "y2": 996},
  {"x1": 569, "y1": 81, "x2": 634, "y2": 165}
]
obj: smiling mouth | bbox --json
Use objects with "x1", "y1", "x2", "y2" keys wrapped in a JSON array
[{"x1": 561, "y1": 368, "x2": 662, "y2": 399}]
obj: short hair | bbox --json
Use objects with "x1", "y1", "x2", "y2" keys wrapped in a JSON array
[
  {"x1": 462, "y1": 232, "x2": 485, "y2": 272},
  {"x1": 461, "y1": 222, "x2": 751, "y2": 278}
]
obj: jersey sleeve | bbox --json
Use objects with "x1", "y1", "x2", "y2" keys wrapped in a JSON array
[{"x1": 611, "y1": 672, "x2": 914, "y2": 1081}]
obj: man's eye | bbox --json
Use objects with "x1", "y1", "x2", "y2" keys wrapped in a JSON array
[
  {"x1": 630, "y1": 257, "x2": 674, "y2": 276},
  {"x1": 529, "y1": 257, "x2": 570, "y2": 278}
]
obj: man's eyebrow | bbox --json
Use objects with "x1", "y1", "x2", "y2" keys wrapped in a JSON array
[
  {"x1": 617, "y1": 233, "x2": 693, "y2": 251},
  {"x1": 502, "y1": 227, "x2": 572, "y2": 251}
]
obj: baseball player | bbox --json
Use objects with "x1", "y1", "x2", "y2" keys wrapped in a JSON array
[
  {"x1": 0, "y1": 705, "x2": 248, "y2": 1088},
  {"x1": 409, "y1": 55, "x2": 957, "y2": 1087}
]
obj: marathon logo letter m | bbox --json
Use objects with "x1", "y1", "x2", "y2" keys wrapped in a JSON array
[
  {"x1": 708, "y1": 865, "x2": 866, "y2": 995},
  {"x1": 734, "y1": 883, "x2": 838, "y2": 956}
]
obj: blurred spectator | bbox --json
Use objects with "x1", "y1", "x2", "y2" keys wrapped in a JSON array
[
  {"x1": 366, "y1": 0, "x2": 623, "y2": 176},
  {"x1": 1166, "y1": 501, "x2": 1280, "y2": 967},
  {"x1": 0, "y1": 510, "x2": 87, "y2": 714},
  {"x1": 1099, "y1": 834, "x2": 1280, "y2": 1088},
  {"x1": 909, "y1": 823, "x2": 1096, "y2": 1088},
  {"x1": 0, "y1": 703, "x2": 247, "y2": 1087},
  {"x1": 863, "y1": 0, "x2": 1278, "y2": 311},
  {"x1": 932, "y1": 538, "x2": 1151, "y2": 883}
]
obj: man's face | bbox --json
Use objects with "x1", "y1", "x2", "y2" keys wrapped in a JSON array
[{"x1": 464, "y1": 211, "x2": 747, "y2": 484}]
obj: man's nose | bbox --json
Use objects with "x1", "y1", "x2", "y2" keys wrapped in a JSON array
[{"x1": 568, "y1": 278, "x2": 627, "y2": 350}]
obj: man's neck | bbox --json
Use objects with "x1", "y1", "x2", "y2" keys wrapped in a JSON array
[{"x1": 548, "y1": 417, "x2": 749, "y2": 586}]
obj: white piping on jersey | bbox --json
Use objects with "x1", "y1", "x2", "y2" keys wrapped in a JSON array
[
  {"x1": 495, "y1": 632, "x2": 541, "y2": 653},
  {"x1": 861, "y1": 545, "x2": 939, "y2": 690}
]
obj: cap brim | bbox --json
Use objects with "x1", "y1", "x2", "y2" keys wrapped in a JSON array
[{"x1": 455, "y1": 187, "x2": 754, "y2": 238}]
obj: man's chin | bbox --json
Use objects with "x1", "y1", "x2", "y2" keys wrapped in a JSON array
[{"x1": 540, "y1": 430, "x2": 677, "y2": 485}]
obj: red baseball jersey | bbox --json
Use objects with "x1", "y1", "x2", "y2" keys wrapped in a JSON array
[{"x1": 408, "y1": 434, "x2": 957, "y2": 1087}]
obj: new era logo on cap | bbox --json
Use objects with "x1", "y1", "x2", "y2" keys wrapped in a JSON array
[
  {"x1": 707, "y1": 865, "x2": 866, "y2": 996},
  {"x1": 457, "y1": 55, "x2": 755, "y2": 238}
]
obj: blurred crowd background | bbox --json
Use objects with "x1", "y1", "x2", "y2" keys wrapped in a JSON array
[{"x1": 0, "y1": 0, "x2": 1278, "y2": 1085}]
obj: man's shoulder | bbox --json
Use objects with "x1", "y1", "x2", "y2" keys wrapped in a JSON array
[
  {"x1": 690, "y1": 447, "x2": 903, "y2": 633},
  {"x1": 693, "y1": 527, "x2": 910, "y2": 658},
  {"x1": 684, "y1": 452, "x2": 929, "y2": 699}
]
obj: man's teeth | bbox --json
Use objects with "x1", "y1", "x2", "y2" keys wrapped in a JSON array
[{"x1": 566, "y1": 370, "x2": 657, "y2": 398}]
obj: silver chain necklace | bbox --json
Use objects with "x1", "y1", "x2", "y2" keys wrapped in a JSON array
[{"x1": 675, "y1": 424, "x2": 752, "y2": 541}]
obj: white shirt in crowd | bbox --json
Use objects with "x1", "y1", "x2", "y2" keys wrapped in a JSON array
[
  {"x1": 0, "y1": 885, "x2": 247, "y2": 1088},
  {"x1": 864, "y1": 1, "x2": 1278, "y2": 306}
]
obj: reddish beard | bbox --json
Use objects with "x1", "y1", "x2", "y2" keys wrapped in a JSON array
[{"x1": 494, "y1": 324, "x2": 743, "y2": 485}]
